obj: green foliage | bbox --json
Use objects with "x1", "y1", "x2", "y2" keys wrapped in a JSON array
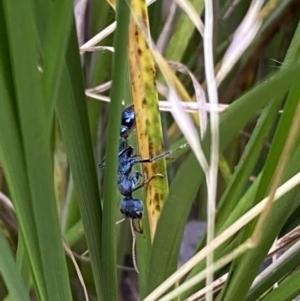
[{"x1": 0, "y1": 0, "x2": 300, "y2": 300}]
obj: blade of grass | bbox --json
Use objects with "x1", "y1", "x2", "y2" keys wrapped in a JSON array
[
  {"x1": 204, "y1": 0, "x2": 220, "y2": 297},
  {"x1": 129, "y1": 0, "x2": 169, "y2": 240},
  {"x1": 194, "y1": 97, "x2": 283, "y2": 256},
  {"x1": 259, "y1": 268, "x2": 300, "y2": 301},
  {"x1": 0, "y1": 5, "x2": 46, "y2": 298},
  {"x1": 144, "y1": 170, "x2": 300, "y2": 301},
  {"x1": 216, "y1": 100, "x2": 281, "y2": 224},
  {"x1": 55, "y1": 22, "x2": 104, "y2": 300},
  {"x1": 146, "y1": 60, "x2": 300, "y2": 296},
  {"x1": 2, "y1": 1, "x2": 73, "y2": 300},
  {"x1": 42, "y1": 0, "x2": 74, "y2": 105},
  {"x1": 165, "y1": 0, "x2": 204, "y2": 62},
  {"x1": 0, "y1": 229, "x2": 30, "y2": 301},
  {"x1": 246, "y1": 240, "x2": 300, "y2": 301},
  {"x1": 15, "y1": 237, "x2": 32, "y2": 292},
  {"x1": 122, "y1": 62, "x2": 153, "y2": 294},
  {"x1": 200, "y1": 142, "x2": 300, "y2": 297},
  {"x1": 101, "y1": 0, "x2": 132, "y2": 299},
  {"x1": 220, "y1": 23, "x2": 300, "y2": 298},
  {"x1": 219, "y1": 87, "x2": 300, "y2": 301},
  {"x1": 0, "y1": 63, "x2": 47, "y2": 301}
]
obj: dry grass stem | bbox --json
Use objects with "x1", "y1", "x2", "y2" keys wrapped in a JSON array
[
  {"x1": 185, "y1": 225, "x2": 300, "y2": 301},
  {"x1": 203, "y1": 0, "x2": 219, "y2": 299},
  {"x1": 160, "y1": 241, "x2": 253, "y2": 301},
  {"x1": 175, "y1": 0, "x2": 204, "y2": 36},
  {"x1": 143, "y1": 171, "x2": 300, "y2": 301},
  {"x1": 64, "y1": 241, "x2": 89, "y2": 301}
]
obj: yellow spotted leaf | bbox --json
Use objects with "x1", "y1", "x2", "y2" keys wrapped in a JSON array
[{"x1": 128, "y1": 0, "x2": 168, "y2": 239}]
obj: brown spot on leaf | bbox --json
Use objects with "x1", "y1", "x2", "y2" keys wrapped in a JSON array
[
  {"x1": 154, "y1": 192, "x2": 160, "y2": 202},
  {"x1": 155, "y1": 204, "x2": 161, "y2": 212},
  {"x1": 142, "y1": 98, "x2": 147, "y2": 105},
  {"x1": 138, "y1": 48, "x2": 142, "y2": 55}
]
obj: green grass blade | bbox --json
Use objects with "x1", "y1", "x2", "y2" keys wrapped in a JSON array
[
  {"x1": 219, "y1": 83, "x2": 300, "y2": 301},
  {"x1": 216, "y1": 99, "x2": 283, "y2": 225},
  {"x1": 0, "y1": 71, "x2": 47, "y2": 301},
  {"x1": 42, "y1": 0, "x2": 74, "y2": 102},
  {"x1": 15, "y1": 238, "x2": 32, "y2": 291},
  {"x1": 147, "y1": 60, "x2": 300, "y2": 296},
  {"x1": 246, "y1": 242, "x2": 300, "y2": 301},
  {"x1": 165, "y1": 0, "x2": 204, "y2": 62},
  {"x1": 0, "y1": 229, "x2": 30, "y2": 301},
  {"x1": 190, "y1": 97, "x2": 283, "y2": 275},
  {"x1": 1, "y1": 1, "x2": 72, "y2": 299},
  {"x1": 218, "y1": 23, "x2": 300, "y2": 296},
  {"x1": 220, "y1": 22, "x2": 300, "y2": 296},
  {"x1": 55, "y1": 22, "x2": 104, "y2": 300},
  {"x1": 101, "y1": 0, "x2": 132, "y2": 299},
  {"x1": 259, "y1": 268, "x2": 300, "y2": 301}
]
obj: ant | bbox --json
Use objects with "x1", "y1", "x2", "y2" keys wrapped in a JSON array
[
  {"x1": 99, "y1": 105, "x2": 150, "y2": 233},
  {"x1": 100, "y1": 104, "x2": 189, "y2": 272},
  {"x1": 100, "y1": 104, "x2": 189, "y2": 232}
]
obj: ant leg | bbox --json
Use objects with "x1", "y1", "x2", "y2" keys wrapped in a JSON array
[
  {"x1": 130, "y1": 171, "x2": 143, "y2": 186},
  {"x1": 132, "y1": 173, "x2": 164, "y2": 192},
  {"x1": 116, "y1": 218, "x2": 126, "y2": 225},
  {"x1": 137, "y1": 143, "x2": 190, "y2": 164},
  {"x1": 130, "y1": 220, "x2": 139, "y2": 273},
  {"x1": 132, "y1": 218, "x2": 143, "y2": 234}
]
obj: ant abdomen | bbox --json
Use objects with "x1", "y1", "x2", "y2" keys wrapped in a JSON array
[{"x1": 120, "y1": 198, "x2": 143, "y2": 220}]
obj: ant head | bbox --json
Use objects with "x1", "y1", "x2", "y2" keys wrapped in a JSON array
[
  {"x1": 120, "y1": 105, "x2": 136, "y2": 139},
  {"x1": 121, "y1": 105, "x2": 135, "y2": 128},
  {"x1": 120, "y1": 198, "x2": 143, "y2": 219}
]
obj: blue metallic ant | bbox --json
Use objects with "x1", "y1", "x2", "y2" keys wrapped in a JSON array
[{"x1": 100, "y1": 104, "x2": 188, "y2": 233}]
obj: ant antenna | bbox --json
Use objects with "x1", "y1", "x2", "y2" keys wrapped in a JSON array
[
  {"x1": 132, "y1": 173, "x2": 164, "y2": 193},
  {"x1": 116, "y1": 218, "x2": 126, "y2": 225},
  {"x1": 138, "y1": 143, "x2": 190, "y2": 163},
  {"x1": 130, "y1": 219, "x2": 139, "y2": 274}
]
